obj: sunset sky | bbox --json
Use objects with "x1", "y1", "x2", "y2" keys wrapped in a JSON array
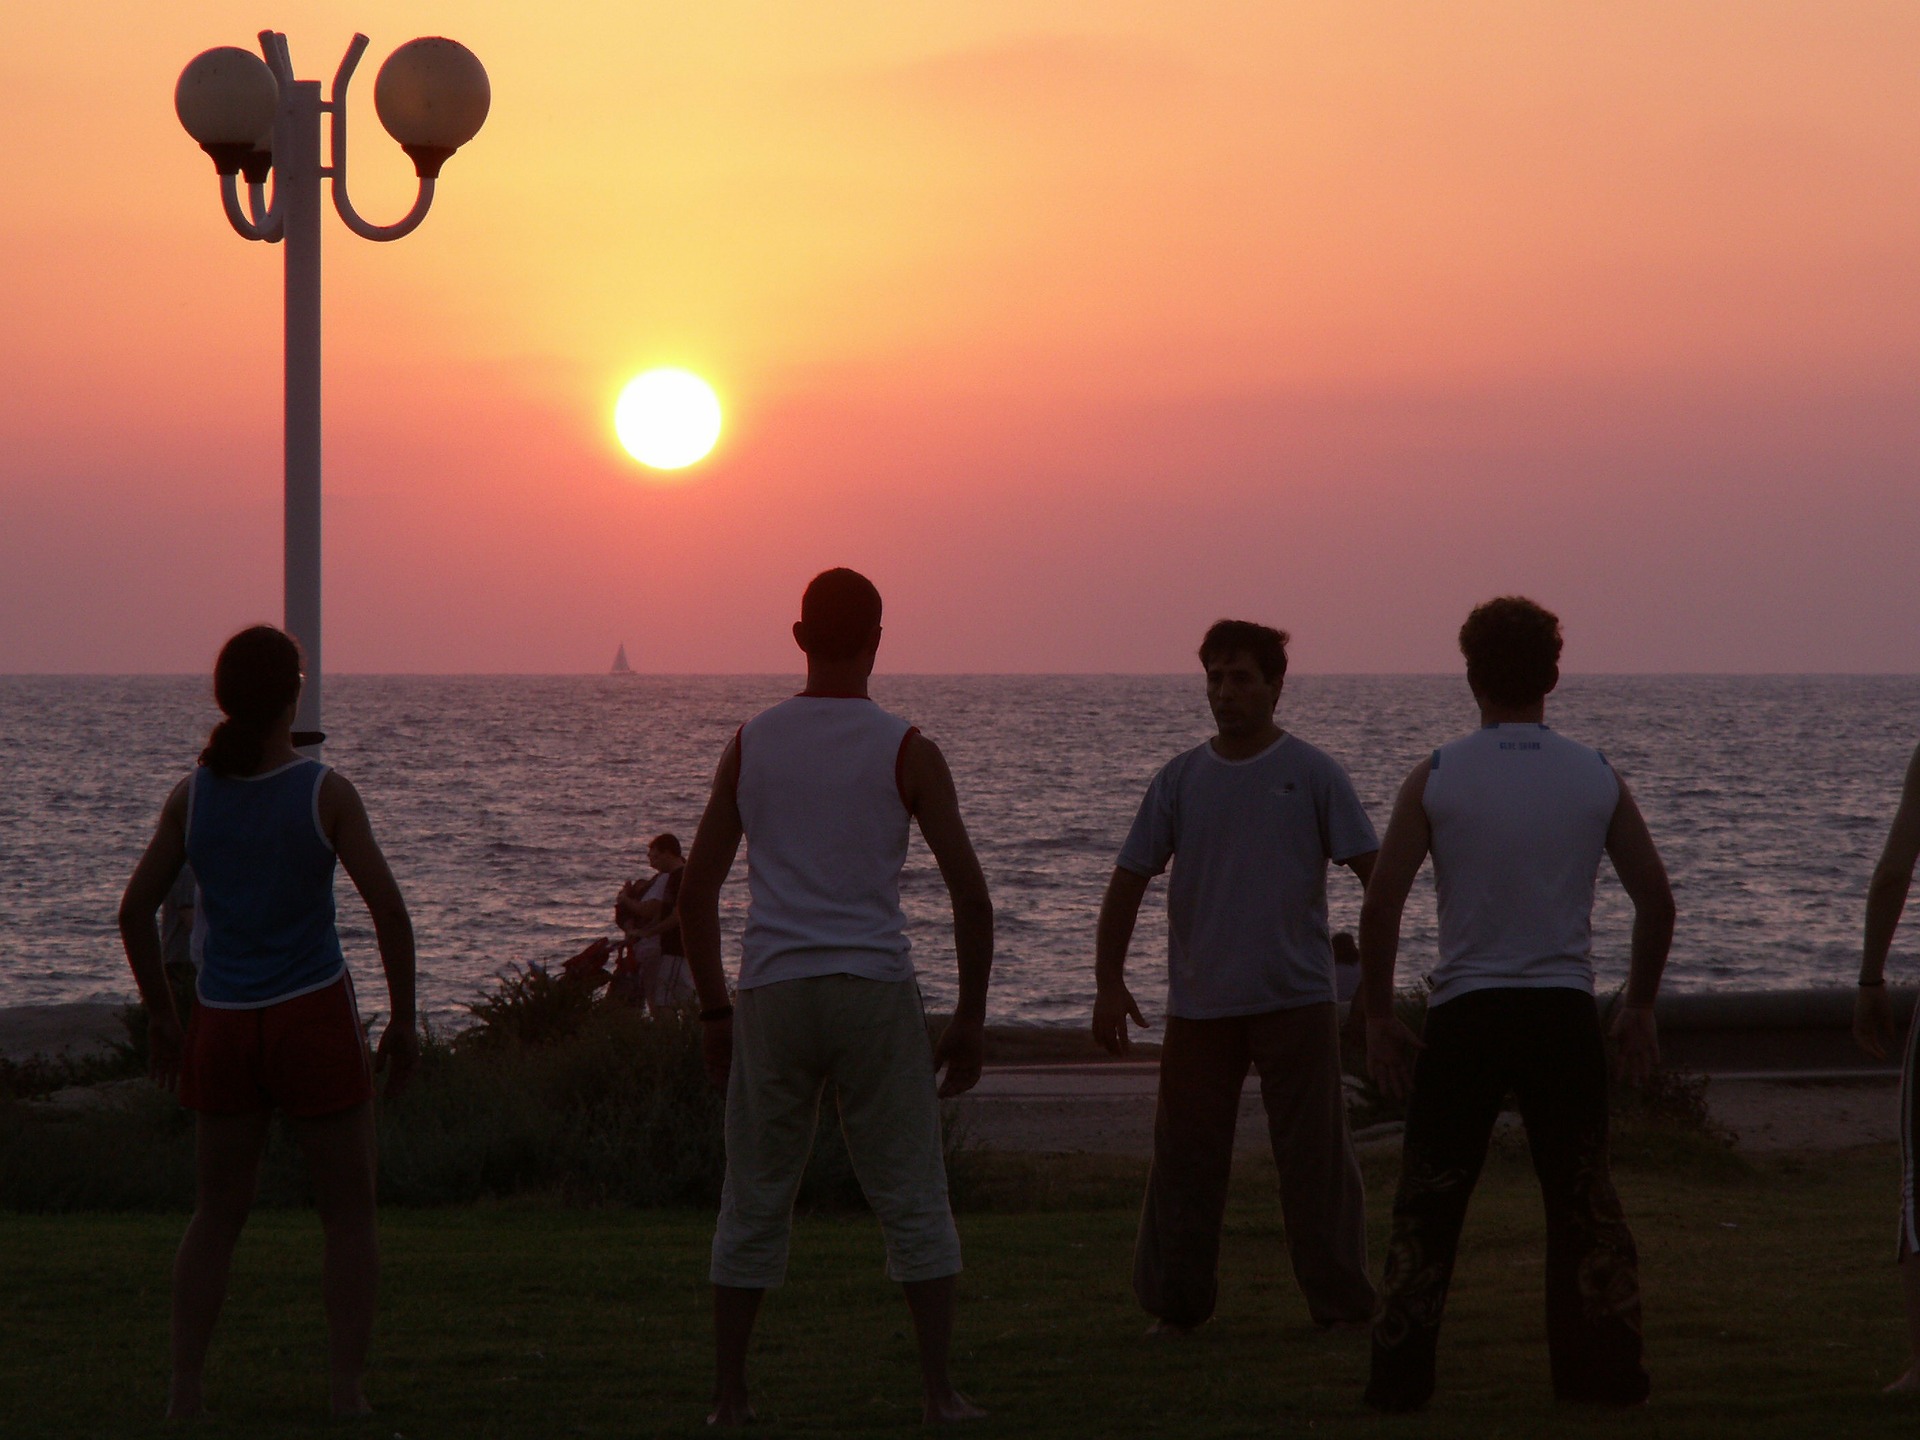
[{"x1": 6, "y1": 2, "x2": 1920, "y2": 674}]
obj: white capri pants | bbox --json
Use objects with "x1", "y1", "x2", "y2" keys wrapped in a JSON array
[{"x1": 710, "y1": 972, "x2": 962, "y2": 1288}]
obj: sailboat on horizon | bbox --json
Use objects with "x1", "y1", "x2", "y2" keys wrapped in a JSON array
[{"x1": 610, "y1": 642, "x2": 634, "y2": 675}]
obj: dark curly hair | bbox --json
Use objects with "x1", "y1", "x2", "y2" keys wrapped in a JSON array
[
  {"x1": 1198, "y1": 620, "x2": 1290, "y2": 684},
  {"x1": 200, "y1": 625, "x2": 303, "y2": 777},
  {"x1": 1458, "y1": 597, "x2": 1561, "y2": 708}
]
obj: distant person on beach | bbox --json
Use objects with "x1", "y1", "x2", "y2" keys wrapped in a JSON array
[
  {"x1": 1852, "y1": 740, "x2": 1920, "y2": 1393},
  {"x1": 678, "y1": 568, "x2": 993, "y2": 1426},
  {"x1": 614, "y1": 832, "x2": 689, "y2": 1012},
  {"x1": 1359, "y1": 596, "x2": 1673, "y2": 1412},
  {"x1": 1092, "y1": 619, "x2": 1380, "y2": 1335},
  {"x1": 117, "y1": 625, "x2": 417, "y2": 1422}
]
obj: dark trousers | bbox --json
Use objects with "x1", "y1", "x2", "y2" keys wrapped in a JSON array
[
  {"x1": 1133, "y1": 1004, "x2": 1375, "y2": 1328},
  {"x1": 1366, "y1": 987, "x2": 1649, "y2": 1411}
]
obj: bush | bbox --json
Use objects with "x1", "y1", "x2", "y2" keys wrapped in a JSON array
[{"x1": 0, "y1": 965, "x2": 948, "y2": 1213}]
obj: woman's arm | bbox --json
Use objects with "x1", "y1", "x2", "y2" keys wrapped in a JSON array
[
  {"x1": 320, "y1": 771, "x2": 419, "y2": 1096},
  {"x1": 116, "y1": 779, "x2": 191, "y2": 1087}
]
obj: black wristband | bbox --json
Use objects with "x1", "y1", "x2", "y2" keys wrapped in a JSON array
[
  {"x1": 1860, "y1": 978, "x2": 1887, "y2": 988},
  {"x1": 700, "y1": 1004, "x2": 734, "y2": 1023}
]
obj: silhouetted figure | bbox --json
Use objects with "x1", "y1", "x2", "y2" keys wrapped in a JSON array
[
  {"x1": 1360, "y1": 597, "x2": 1673, "y2": 1411},
  {"x1": 117, "y1": 625, "x2": 417, "y2": 1422},
  {"x1": 1853, "y1": 741, "x2": 1920, "y2": 1392},
  {"x1": 678, "y1": 568, "x2": 993, "y2": 1426},
  {"x1": 1093, "y1": 620, "x2": 1378, "y2": 1334},
  {"x1": 613, "y1": 832, "x2": 688, "y2": 1012}
]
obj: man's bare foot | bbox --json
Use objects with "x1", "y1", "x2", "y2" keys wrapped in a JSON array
[
  {"x1": 708, "y1": 1394, "x2": 756, "y2": 1426},
  {"x1": 1883, "y1": 1366, "x2": 1920, "y2": 1395},
  {"x1": 1146, "y1": 1318, "x2": 1198, "y2": 1337},
  {"x1": 923, "y1": 1388, "x2": 986, "y2": 1424}
]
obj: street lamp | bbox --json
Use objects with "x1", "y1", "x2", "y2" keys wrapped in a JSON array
[{"x1": 175, "y1": 31, "x2": 489, "y2": 751}]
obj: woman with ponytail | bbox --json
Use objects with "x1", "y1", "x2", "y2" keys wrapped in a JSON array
[{"x1": 118, "y1": 624, "x2": 417, "y2": 1421}]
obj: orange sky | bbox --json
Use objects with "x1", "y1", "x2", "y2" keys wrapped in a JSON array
[{"x1": 6, "y1": 2, "x2": 1920, "y2": 673}]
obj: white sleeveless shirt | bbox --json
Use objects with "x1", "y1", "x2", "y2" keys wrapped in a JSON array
[
  {"x1": 1422, "y1": 724, "x2": 1619, "y2": 1006},
  {"x1": 735, "y1": 695, "x2": 918, "y2": 989}
]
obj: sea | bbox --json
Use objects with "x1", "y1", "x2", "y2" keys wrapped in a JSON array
[{"x1": 0, "y1": 675, "x2": 1912, "y2": 1027}]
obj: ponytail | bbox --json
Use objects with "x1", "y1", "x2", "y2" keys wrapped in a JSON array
[{"x1": 200, "y1": 625, "x2": 304, "y2": 778}]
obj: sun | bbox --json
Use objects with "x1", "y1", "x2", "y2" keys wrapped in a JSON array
[{"x1": 614, "y1": 369, "x2": 723, "y2": 470}]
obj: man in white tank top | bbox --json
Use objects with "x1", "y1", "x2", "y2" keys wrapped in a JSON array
[
  {"x1": 1093, "y1": 620, "x2": 1379, "y2": 1335},
  {"x1": 1358, "y1": 597, "x2": 1674, "y2": 1412},
  {"x1": 678, "y1": 569, "x2": 993, "y2": 1427}
]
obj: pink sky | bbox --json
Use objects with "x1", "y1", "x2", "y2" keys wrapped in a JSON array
[{"x1": 5, "y1": 2, "x2": 1920, "y2": 673}]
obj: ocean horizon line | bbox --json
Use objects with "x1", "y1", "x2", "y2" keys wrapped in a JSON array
[{"x1": 7, "y1": 670, "x2": 1920, "y2": 681}]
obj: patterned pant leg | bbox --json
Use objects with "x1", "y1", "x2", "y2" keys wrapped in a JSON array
[{"x1": 1366, "y1": 993, "x2": 1509, "y2": 1412}]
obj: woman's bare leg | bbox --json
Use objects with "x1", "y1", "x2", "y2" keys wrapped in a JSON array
[
  {"x1": 289, "y1": 1102, "x2": 379, "y2": 1417},
  {"x1": 169, "y1": 1111, "x2": 272, "y2": 1419}
]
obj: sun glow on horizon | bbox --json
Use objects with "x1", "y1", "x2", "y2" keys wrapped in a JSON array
[{"x1": 615, "y1": 368, "x2": 723, "y2": 471}]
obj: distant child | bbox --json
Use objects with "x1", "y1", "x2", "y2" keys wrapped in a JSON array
[{"x1": 118, "y1": 625, "x2": 417, "y2": 1421}]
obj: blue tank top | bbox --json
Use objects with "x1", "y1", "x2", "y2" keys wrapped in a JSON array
[{"x1": 185, "y1": 758, "x2": 347, "y2": 1008}]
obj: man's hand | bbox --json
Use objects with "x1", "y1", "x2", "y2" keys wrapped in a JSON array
[
  {"x1": 1092, "y1": 983, "x2": 1150, "y2": 1057},
  {"x1": 933, "y1": 1013, "x2": 985, "y2": 1098},
  {"x1": 147, "y1": 1009, "x2": 184, "y2": 1091},
  {"x1": 1610, "y1": 1003, "x2": 1660, "y2": 1086},
  {"x1": 1365, "y1": 1014, "x2": 1424, "y2": 1103},
  {"x1": 702, "y1": 1013, "x2": 734, "y2": 1092},
  {"x1": 375, "y1": 1021, "x2": 419, "y2": 1100},
  {"x1": 1855, "y1": 985, "x2": 1898, "y2": 1062}
]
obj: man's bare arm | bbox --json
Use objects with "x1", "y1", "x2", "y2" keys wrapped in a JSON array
[
  {"x1": 1344, "y1": 849, "x2": 1378, "y2": 889},
  {"x1": 1865, "y1": 743, "x2": 1920, "y2": 983},
  {"x1": 681, "y1": 737, "x2": 745, "y2": 1017},
  {"x1": 1359, "y1": 761, "x2": 1432, "y2": 1101},
  {"x1": 1093, "y1": 866, "x2": 1152, "y2": 1055},
  {"x1": 1605, "y1": 780, "x2": 1674, "y2": 1008},
  {"x1": 1857, "y1": 743, "x2": 1920, "y2": 1058},
  {"x1": 901, "y1": 733, "x2": 992, "y2": 1096},
  {"x1": 1604, "y1": 778, "x2": 1674, "y2": 1085},
  {"x1": 1359, "y1": 764, "x2": 1431, "y2": 1017}
]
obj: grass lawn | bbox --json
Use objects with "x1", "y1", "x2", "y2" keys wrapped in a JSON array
[{"x1": 2, "y1": 1142, "x2": 1915, "y2": 1438}]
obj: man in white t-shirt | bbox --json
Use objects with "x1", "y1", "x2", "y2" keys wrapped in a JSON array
[
  {"x1": 679, "y1": 568, "x2": 993, "y2": 1427},
  {"x1": 1094, "y1": 620, "x2": 1379, "y2": 1333},
  {"x1": 1360, "y1": 596, "x2": 1674, "y2": 1412}
]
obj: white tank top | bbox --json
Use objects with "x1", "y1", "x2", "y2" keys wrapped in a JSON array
[
  {"x1": 1422, "y1": 724, "x2": 1619, "y2": 1006},
  {"x1": 735, "y1": 695, "x2": 918, "y2": 989}
]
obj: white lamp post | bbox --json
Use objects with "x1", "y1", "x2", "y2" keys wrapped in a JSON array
[{"x1": 175, "y1": 31, "x2": 488, "y2": 752}]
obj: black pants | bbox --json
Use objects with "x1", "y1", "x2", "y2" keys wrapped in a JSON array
[
  {"x1": 1133, "y1": 1005, "x2": 1375, "y2": 1328},
  {"x1": 1366, "y1": 988, "x2": 1648, "y2": 1411}
]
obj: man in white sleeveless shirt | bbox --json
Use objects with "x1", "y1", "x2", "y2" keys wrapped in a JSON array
[
  {"x1": 1094, "y1": 620, "x2": 1379, "y2": 1334},
  {"x1": 679, "y1": 568, "x2": 993, "y2": 1427},
  {"x1": 1359, "y1": 597, "x2": 1674, "y2": 1412}
]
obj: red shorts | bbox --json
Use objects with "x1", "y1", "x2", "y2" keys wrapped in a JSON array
[{"x1": 179, "y1": 972, "x2": 374, "y2": 1117}]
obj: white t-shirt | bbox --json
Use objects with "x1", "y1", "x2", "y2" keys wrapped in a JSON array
[
  {"x1": 1422, "y1": 724, "x2": 1620, "y2": 1006},
  {"x1": 1118, "y1": 733, "x2": 1379, "y2": 1019}
]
